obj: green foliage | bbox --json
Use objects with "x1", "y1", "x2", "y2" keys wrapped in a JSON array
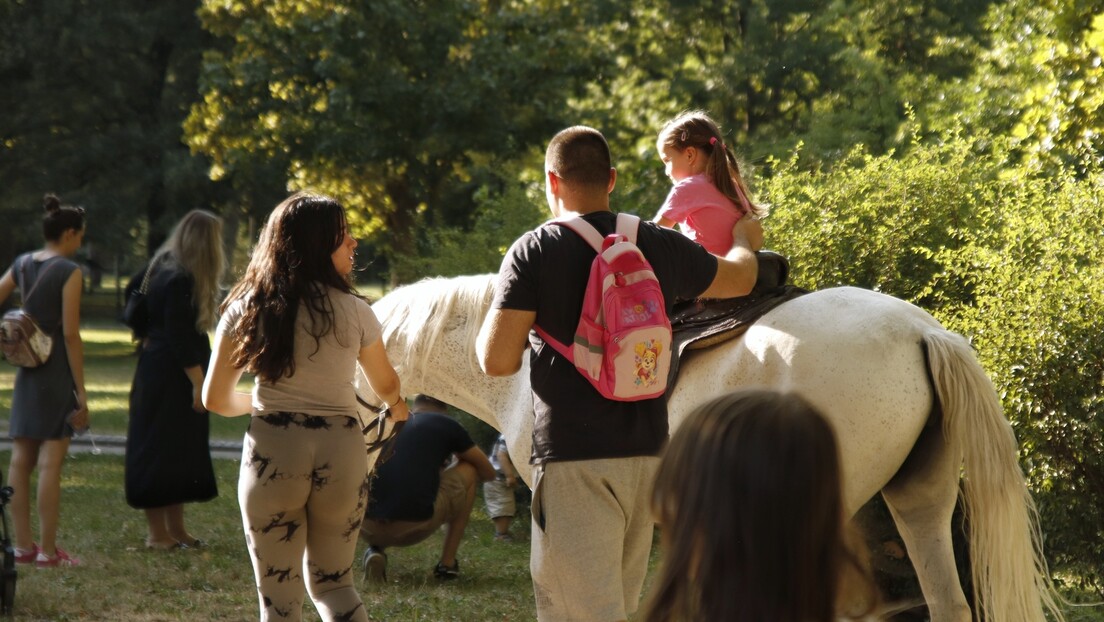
[
  {"x1": 761, "y1": 132, "x2": 998, "y2": 309},
  {"x1": 765, "y1": 131, "x2": 1104, "y2": 586},
  {"x1": 187, "y1": 0, "x2": 616, "y2": 284},
  {"x1": 393, "y1": 162, "x2": 547, "y2": 279},
  {"x1": 619, "y1": 0, "x2": 999, "y2": 169},
  {"x1": 0, "y1": 0, "x2": 228, "y2": 270},
  {"x1": 180, "y1": 0, "x2": 1010, "y2": 284},
  {"x1": 921, "y1": 0, "x2": 1104, "y2": 174},
  {"x1": 931, "y1": 167, "x2": 1104, "y2": 586}
]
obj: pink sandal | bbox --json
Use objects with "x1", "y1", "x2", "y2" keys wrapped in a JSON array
[
  {"x1": 13, "y1": 543, "x2": 39, "y2": 564},
  {"x1": 35, "y1": 547, "x2": 81, "y2": 568}
]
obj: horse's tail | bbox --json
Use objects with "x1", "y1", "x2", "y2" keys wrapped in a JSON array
[{"x1": 923, "y1": 330, "x2": 1064, "y2": 622}]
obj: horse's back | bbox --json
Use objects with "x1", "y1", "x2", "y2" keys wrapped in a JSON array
[{"x1": 672, "y1": 287, "x2": 943, "y2": 511}]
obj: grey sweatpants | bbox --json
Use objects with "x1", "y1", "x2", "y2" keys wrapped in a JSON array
[
  {"x1": 239, "y1": 412, "x2": 370, "y2": 622},
  {"x1": 530, "y1": 456, "x2": 660, "y2": 622}
]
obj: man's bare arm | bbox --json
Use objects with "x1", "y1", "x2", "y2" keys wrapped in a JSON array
[
  {"x1": 699, "y1": 218, "x2": 760, "y2": 299},
  {"x1": 476, "y1": 307, "x2": 536, "y2": 376}
]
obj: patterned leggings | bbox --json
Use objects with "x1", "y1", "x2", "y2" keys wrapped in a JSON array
[{"x1": 239, "y1": 412, "x2": 370, "y2": 622}]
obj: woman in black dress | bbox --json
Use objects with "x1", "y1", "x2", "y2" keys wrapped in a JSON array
[{"x1": 125, "y1": 209, "x2": 226, "y2": 549}]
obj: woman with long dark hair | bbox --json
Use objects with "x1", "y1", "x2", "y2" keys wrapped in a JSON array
[
  {"x1": 125, "y1": 209, "x2": 226, "y2": 549},
  {"x1": 643, "y1": 389, "x2": 880, "y2": 622},
  {"x1": 0, "y1": 194, "x2": 88, "y2": 567},
  {"x1": 203, "y1": 191, "x2": 408, "y2": 622}
]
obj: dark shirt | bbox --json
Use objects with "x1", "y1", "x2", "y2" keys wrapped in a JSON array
[
  {"x1": 145, "y1": 265, "x2": 210, "y2": 370},
  {"x1": 491, "y1": 211, "x2": 717, "y2": 465},
  {"x1": 366, "y1": 411, "x2": 476, "y2": 522}
]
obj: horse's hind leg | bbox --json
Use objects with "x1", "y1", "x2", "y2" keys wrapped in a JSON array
[{"x1": 881, "y1": 422, "x2": 972, "y2": 622}]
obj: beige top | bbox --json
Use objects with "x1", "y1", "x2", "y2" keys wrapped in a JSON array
[{"x1": 218, "y1": 287, "x2": 382, "y2": 417}]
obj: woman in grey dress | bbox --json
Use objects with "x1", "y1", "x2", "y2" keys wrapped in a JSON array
[{"x1": 0, "y1": 194, "x2": 88, "y2": 568}]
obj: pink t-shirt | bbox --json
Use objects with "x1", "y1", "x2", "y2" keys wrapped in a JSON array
[{"x1": 657, "y1": 174, "x2": 745, "y2": 255}]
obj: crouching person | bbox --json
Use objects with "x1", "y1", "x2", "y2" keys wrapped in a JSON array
[{"x1": 360, "y1": 394, "x2": 496, "y2": 582}]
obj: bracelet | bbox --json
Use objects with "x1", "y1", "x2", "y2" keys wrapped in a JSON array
[{"x1": 386, "y1": 397, "x2": 403, "y2": 409}]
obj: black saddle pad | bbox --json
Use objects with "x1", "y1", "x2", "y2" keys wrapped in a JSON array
[{"x1": 665, "y1": 251, "x2": 809, "y2": 394}]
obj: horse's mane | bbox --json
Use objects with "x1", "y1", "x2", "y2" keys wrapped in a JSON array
[{"x1": 371, "y1": 274, "x2": 496, "y2": 384}]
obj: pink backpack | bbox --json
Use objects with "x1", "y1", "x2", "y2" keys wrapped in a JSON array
[{"x1": 535, "y1": 213, "x2": 672, "y2": 401}]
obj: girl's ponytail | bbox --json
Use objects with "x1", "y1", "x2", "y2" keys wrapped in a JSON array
[
  {"x1": 716, "y1": 148, "x2": 766, "y2": 220},
  {"x1": 659, "y1": 111, "x2": 766, "y2": 219}
]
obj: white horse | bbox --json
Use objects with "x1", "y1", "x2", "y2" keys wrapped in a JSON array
[{"x1": 360, "y1": 273, "x2": 1063, "y2": 622}]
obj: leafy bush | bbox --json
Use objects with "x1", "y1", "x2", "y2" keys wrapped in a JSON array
[
  {"x1": 764, "y1": 136, "x2": 1104, "y2": 588},
  {"x1": 761, "y1": 135, "x2": 999, "y2": 311},
  {"x1": 933, "y1": 166, "x2": 1104, "y2": 589}
]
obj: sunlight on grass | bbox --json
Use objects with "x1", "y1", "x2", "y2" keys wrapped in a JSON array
[
  {"x1": 1, "y1": 321, "x2": 250, "y2": 441},
  {"x1": 0, "y1": 451, "x2": 538, "y2": 621}
]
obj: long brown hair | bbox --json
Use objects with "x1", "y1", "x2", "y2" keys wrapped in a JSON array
[
  {"x1": 657, "y1": 110, "x2": 767, "y2": 219},
  {"x1": 222, "y1": 192, "x2": 360, "y2": 382},
  {"x1": 643, "y1": 389, "x2": 878, "y2": 622}
]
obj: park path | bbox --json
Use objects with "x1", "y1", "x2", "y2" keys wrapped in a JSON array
[{"x1": 0, "y1": 433, "x2": 244, "y2": 460}]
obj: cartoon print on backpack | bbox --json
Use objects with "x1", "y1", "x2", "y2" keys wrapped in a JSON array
[
  {"x1": 623, "y1": 299, "x2": 660, "y2": 325},
  {"x1": 634, "y1": 340, "x2": 663, "y2": 388}
]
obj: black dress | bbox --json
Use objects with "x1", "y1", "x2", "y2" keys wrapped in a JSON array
[{"x1": 124, "y1": 264, "x2": 218, "y2": 509}]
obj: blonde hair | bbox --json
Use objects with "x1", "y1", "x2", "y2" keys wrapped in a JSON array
[{"x1": 150, "y1": 209, "x2": 226, "y2": 333}]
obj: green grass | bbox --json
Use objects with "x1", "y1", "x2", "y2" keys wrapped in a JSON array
[
  {"x1": 2, "y1": 451, "x2": 537, "y2": 621},
  {"x1": 0, "y1": 320, "x2": 544, "y2": 620},
  {"x1": 3, "y1": 317, "x2": 1104, "y2": 620},
  {"x1": 4, "y1": 450, "x2": 1102, "y2": 621},
  {"x1": 0, "y1": 320, "x2": 250, "y2": 442}
]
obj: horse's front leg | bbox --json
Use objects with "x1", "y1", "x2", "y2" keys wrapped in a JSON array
[{"x1": 881, "y1": 423, "x2": 972, "y2": 622}]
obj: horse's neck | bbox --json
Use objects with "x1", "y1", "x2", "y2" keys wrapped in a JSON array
[{"x1": 396, "y1": 345, "x2": 529, "y2": 431}]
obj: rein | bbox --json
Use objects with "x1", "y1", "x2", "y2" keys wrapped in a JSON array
[{"x1": 355, "y1": 394, "x2": 405, "y2": 463}]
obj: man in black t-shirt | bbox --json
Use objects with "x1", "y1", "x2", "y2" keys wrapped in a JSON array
[
  {"x1": 477, "y1": 126, "x2": 761, "y2": 621},
  {"x1": 359, "y1": 395, "x2": 495, "y2": 582}
]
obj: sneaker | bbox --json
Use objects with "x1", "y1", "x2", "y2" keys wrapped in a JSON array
[
  {"x1": 36, "y1": 547, "x2": 81, "y2": 568},
  {"x1": 13, "y1": 544, "x2": 39, "y2": 564},
  {"x1": 433, "y1": 560, "x2": 459, "y2": 580},
  {"x1": 362, "y1": 546, "x2": 387, "y2": 583},
  {"x1": 493, "y1": 532, "x2": 514, "y2": 543}
]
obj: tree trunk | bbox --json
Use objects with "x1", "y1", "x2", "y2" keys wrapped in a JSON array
[{"x1": 384, "y1": 178, "x2": 419, "y2": 288}]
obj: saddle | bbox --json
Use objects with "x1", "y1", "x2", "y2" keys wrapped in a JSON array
[{"x1": 665, "y1": 251, "x2": 809, "y2": 393}]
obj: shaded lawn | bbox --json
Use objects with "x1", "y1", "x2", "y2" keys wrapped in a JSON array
[
  {"x1": 0, "y1": 321, "x2": 250, "y2": 442},
  {"x1": 2, "y1": 452, "x2": 539, "y2": 621},
  {"x1": 3, "y1": 319, "x2": 1103, "y2": 620}
]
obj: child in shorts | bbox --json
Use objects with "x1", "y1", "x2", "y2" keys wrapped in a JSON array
[{"x1": 483, "y1": 434, "x2": 518, "y2": 542}]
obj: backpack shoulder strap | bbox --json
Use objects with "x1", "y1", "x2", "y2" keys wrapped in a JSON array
[
  {"x1": 23, "y1": 257, "x2": 68, "y2": 305},
  {"x1": 615, "y1": 213, "x2": 641, "y2": 244},
  {"x1": 18, "y1": 256, "x2": 56, "y2": 305},
  {"x1": 12, "y1": 255, "x2": 27, "y2": 291},
  {"x1": 548, "y1": 217, "x2": 606, "y2": 253},
  {"x1": 20, "y1": 256, "x2": 71, "y2": 307},
  {"x1": 533, "y1": 324, "x2": 573, "y2": 360}
]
